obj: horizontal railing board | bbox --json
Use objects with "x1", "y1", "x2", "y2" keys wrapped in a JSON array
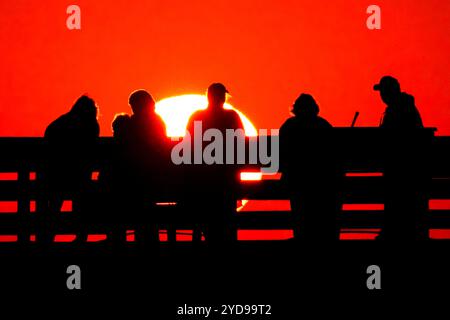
[
  {"x1": 0, "y1": 130, "x2": 447, "y2": 171},
  {"x1": 0, "y1": 210, "x2": 448, "y2": 233},
  {"x1": 0, "y1": 180, "x2": 449, "y2": 201}
]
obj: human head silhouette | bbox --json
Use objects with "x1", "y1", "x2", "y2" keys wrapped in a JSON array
[
  {"x1": 291, "y1": 93, "x2": 319, "y2": 117},
  {"x1": 69, "y1": 95, "x2": 98, "y2": 121},
  {"x1": 129, "y1": 89, "x2": 155, "y2": 115},
  {"x1": 207, "y1": 83, "x2": 229, "y2": 109},
  {"x1": 112, "y1": 113, "x2": 131, "y2": 138},
  {"x1": 374, "y1": 76, "x2": 401, "y2": 105}
]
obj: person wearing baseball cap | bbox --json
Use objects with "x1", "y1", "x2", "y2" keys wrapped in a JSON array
[
  {"x1": 374, "y1": 75, "x2": 423, "y2": 128},
  {"x1": 185, "y1": 82, "x2": 244, "y2": 245},
  {"x1": 207, "y1": 82, "x2": 229, "y2": 98},
  {"x1": 374, "y1": 76, "x2": 427, "y2": 242},
  {"x1": 187, "y1": 82, "x2": 243, "y2": 134}
]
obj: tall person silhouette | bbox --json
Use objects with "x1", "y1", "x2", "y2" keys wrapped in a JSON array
[
  {"x1": 374, "y1": 76, "x2": 428, "y2": 241},
  {"x1": 42, "y1": 95, "x2": 100, "y2": 244},
  {"x1": 186, "y1": 83, "x2": 244, "y2": 245},
  {"x1": 280, "y1": 94, "x2": 341, "y2": 242}
]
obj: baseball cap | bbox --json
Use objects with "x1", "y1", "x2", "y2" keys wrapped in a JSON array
[
  {"x1": 373, "y1": 76, "x2": 401, "y2": 91},
  {"x1": 208, "y1": 83, "x2": 230, "y2": 95}
]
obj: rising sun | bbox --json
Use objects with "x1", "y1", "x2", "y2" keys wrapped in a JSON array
[{"x1": 155, "y1": 94, "x2": 257, "y2": 138}]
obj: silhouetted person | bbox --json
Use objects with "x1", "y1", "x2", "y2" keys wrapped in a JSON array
[
  {"x1": 374, "y1": 76, "x2": 428, "y2": 241},
  {"x1": 112, "y1": 113, "x2": 131, "y2": 140},
  {"x1": 186, "y1": 83, "x2": 244, "y2": 245},
  {"x1": 41, "y1": 95, "x2": 100, "y2": 244},
  {"x1": 375, "y1": 76, "x2": 423, "y2": 129},
  {"x1": 98, "y1": 113, "x2": 131, "y2": 245},
  {"x1": 280, "y1": 94, "x2": 341, "y2": 242},
  {"x1": 100, "y1": 113, "x2": 131, "y2": 186},
  {"x1": 123, "y1": 90, "x2": 169, "y2": 246}
]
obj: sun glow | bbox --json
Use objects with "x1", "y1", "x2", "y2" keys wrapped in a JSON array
[
  {"x1": 155, "y1": 94, "x2": 257, "y2": 138},
  {"x1": 156, "y1": 94, "x2": 262, "y2": 182}
]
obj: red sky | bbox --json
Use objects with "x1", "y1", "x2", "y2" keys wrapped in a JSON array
[{"x1": 0, "y1": 0, "x2": 449, "y2": 136}]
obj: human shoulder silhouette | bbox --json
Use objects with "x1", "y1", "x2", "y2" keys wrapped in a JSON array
[
  {"x1": 45, "y1": 95, "x2": 100, "y2": 140},
  {"x1": 126, "y1": 89, "x2": 167, "y2": 143},
  {"x1": 187, "y1": 83, "x2": 244, "y2": 134},
  {"x1": 280, "y1": 93, "x2": 332, "y2": 140},
  {"x1": 280, "y1": 114, "x2": 332, "y2": 131}
]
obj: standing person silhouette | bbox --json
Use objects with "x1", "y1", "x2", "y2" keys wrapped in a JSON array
[
  {"x1": 374, "y1": 76, "x2": 428, "y2": 241},
  {"x1": 42, "y1": 95, "x2": 100, "y2": 244},
  {"x1": 124, "y1": 90, "x2": 169, "y2": 246},
  {"x1": 279, "y1": 94, "x2": 341, "y2": 242},
  {"x1": 98, "y1": 113, "x2": 131, "y2": 246},
  {"x1": 186, "y1": 83, "x2": 244, "y2": 245}
]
